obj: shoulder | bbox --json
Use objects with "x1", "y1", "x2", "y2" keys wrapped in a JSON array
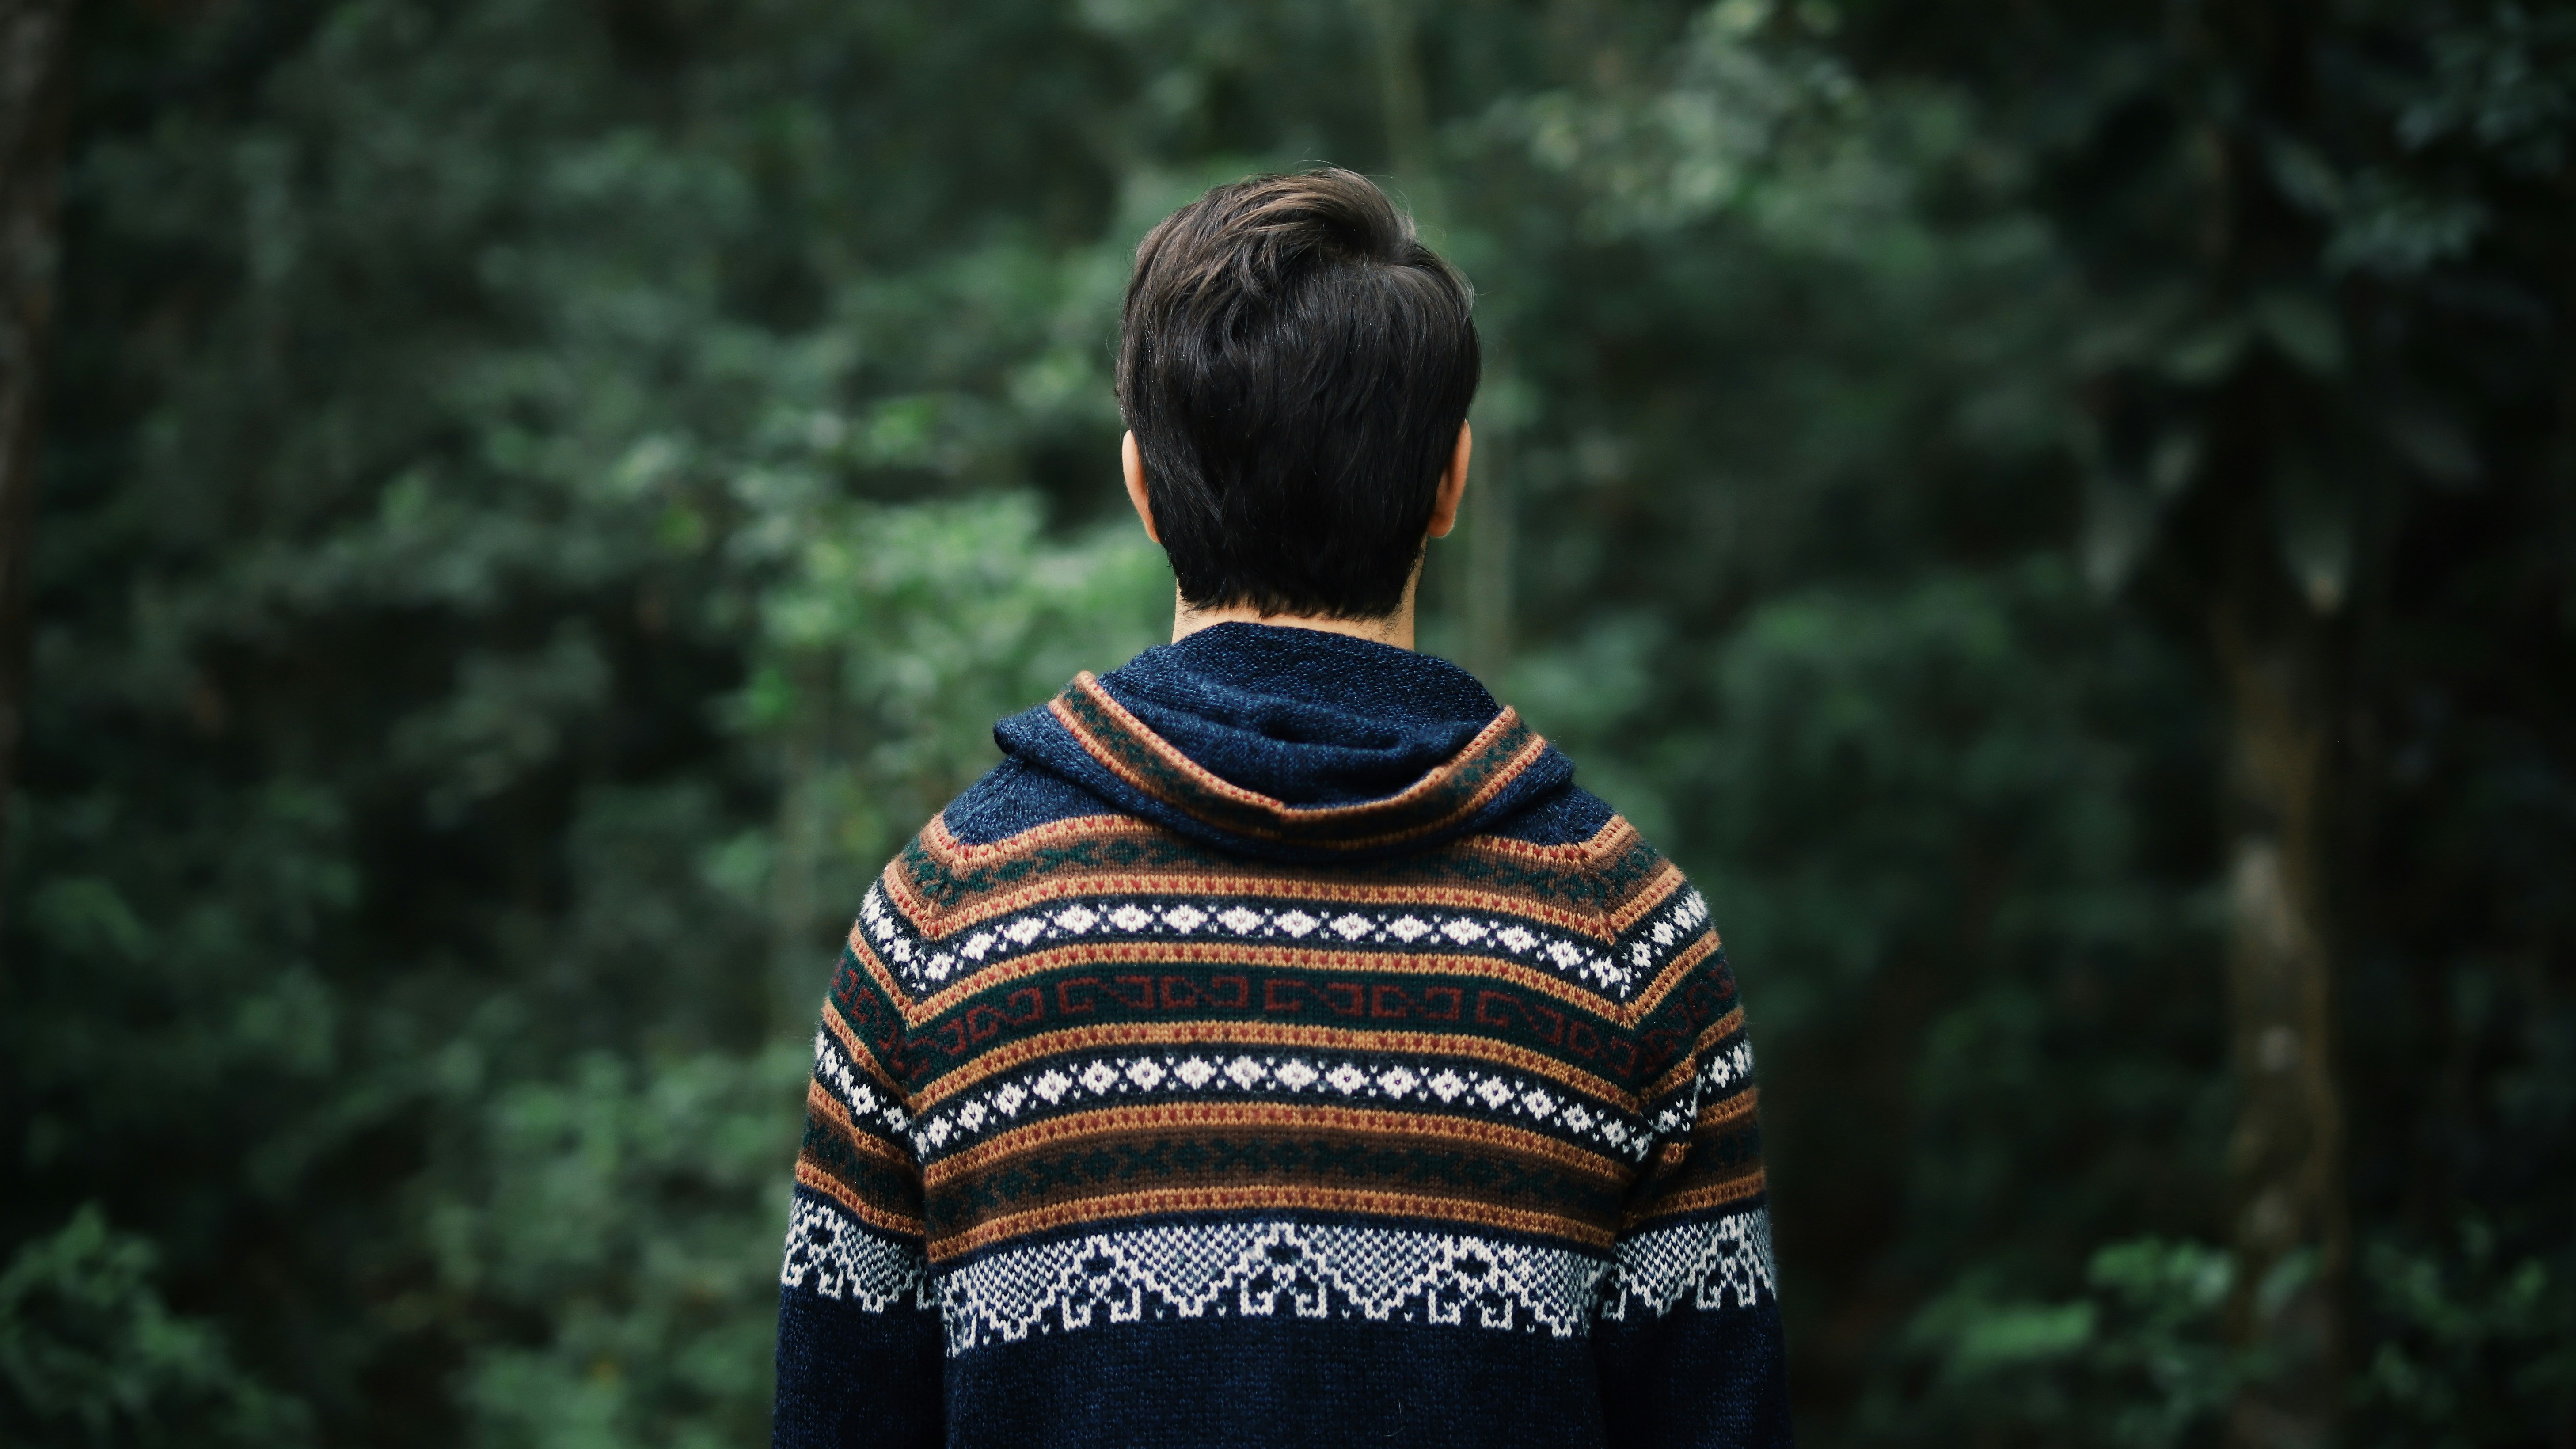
[
  {"x1": 1503, "y1": 811, "x2": 1736, "y2": 1092},
  {"x1": 939, "y1": 757, "x2": 1123, "y2": 844},
  {"x1": 1483, "y1": 779, "x2": 1619, "y2": 848},
  {"x1": 1459, "y1": 782, "x2": 1716, "y2": 1007},
  {"x1": 861, "y1": 761, "x2": 1212, "y2": 995},
  {"x1": 1485, "y1": 782, "x2": 1688, "y2": 923}
]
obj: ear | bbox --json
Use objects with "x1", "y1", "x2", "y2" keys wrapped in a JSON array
[
  {"x1": 1425, "y1": 421, "x2": 1472, "y2": 540},
  {"x1": 1122, "y1": 431, "x2": 1159, "y2": 544}
]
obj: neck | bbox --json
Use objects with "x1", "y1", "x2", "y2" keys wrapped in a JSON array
[{"x1": 1170, "y1": 585, "x2": 1416, "y2": 650}]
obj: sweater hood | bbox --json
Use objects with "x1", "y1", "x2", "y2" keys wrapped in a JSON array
[{"x1": 992, "y1": 622, "x2": 1574, "y2": 863}]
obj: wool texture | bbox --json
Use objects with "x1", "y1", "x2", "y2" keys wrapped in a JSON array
[{"x1": 774, "y1": 624, "x2": 1793, "y2": 1448}]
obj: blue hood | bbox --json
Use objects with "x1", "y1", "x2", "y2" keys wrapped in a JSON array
[{"x1": 993, "y1": 623, "x2": 1575, "y2": 863}]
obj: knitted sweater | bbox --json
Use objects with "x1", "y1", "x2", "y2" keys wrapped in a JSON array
[{"x1": 772, "y1": 624, "x2": 1791, "y2": 1449}]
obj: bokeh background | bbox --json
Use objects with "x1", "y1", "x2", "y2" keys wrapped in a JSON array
[{"x1": 2, "y1": 0, "x2": 2571, "y2": 1444}]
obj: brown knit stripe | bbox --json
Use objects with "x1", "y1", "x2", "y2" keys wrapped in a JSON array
[
  {"x1": 901, "y1": 939, "x2": 1640, "y2": 1024},
  {"x1": 886, "y1": 830, "x2": 1616, "y2": 939},
  {"x1": 806, "y1": 1079, "x2": 911, "y2": 1167},
  {"x1": 796, "y1": 1100, "x2": 927, "y2": 1229},
  {"x1": 920, "y1": 1101, "x2": 1627, "y2": 1190},
  {"x1": 912, "y1": 1019, "x2": 1634, "y2": 1111},
  {"x1": 796, "y1": 1158, "x2": 925, "y2": 1238},
  {"x1": 898, "y1": 810, "x2": 1641, "y2": 902},
  {"x1": 1694, "y1": 1086, "x2": 1760, "y2": 1133},
  {"x1": 1486, "y1": 812, "x2": 1638, "y2": 867},
  {"x1": 1627, "y1": 930, "x2": 1725, "y2": 1022},
  {"x1": 885, "y1": 873, "x2": 1611, "y2": 943},
  {"x1": 913, "y1": 810, "x2": 1152, "y2": 864},
  {"x1": 928, "y1": 1142, "x2": 1616, "y2": 1255},
  {"x1": 1603, "y1": 855, "x2": 1691, "y2": 936},
  {"x1": 913, "y1": 809, "x2": 1635, "y2": 873},
  {"x1": 927, "y1": 1185, "x2": 1616, "y2": 1263},
  {"x1": 1624, "y1": 1168, "x2": 1769, "y2": 1228}
]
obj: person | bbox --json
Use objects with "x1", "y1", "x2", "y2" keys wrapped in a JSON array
[{"x1": 770, "y1": 167, "x2": 1791, "y2": 1449}]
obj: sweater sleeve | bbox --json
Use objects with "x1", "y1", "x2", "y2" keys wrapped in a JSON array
[
  {"x1": 773, "y1": 938, "x2": 942, "y2": 1449},
  {"x1": 1592, "y1": 877, "x2": 1794, "y2": 1448}
]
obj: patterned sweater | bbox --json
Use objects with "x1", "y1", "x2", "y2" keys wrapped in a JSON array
[{"x1": 773, "y1": 624, "x2": 1791, "y2": 1448}]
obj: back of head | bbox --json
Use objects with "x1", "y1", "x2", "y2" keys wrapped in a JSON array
[{"x1": 1117, "y1": 169, "x2": 1482, "y2": 621}]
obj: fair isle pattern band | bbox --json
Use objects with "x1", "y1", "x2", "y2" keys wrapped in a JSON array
[
  {"x1": 785, "y1": 1193, "x2": 1778, "y2": 1338},
  {"x1": 937, "y1": 1220, "x2": 1612, "y2": 1354},
  {"x1": 855, "y1": 878, "x2": 1714, "y2": 1003},
  {"x1": 816, "y1": 1028, "x2": 912, "y2": 1141},
  {"x1": 903, "y1": 1044, "x2": 1655, "y2": 1165},
  {"x1": 1653, "y1": 1037, "x2": 1759, "y2": 1137},
  {"x1": 1599, "y1": 1209, "x2": 1776, "y2": 1319},
  {"x1": 791, "y1": 788, "x2": 1773, "y2": 1350},
  {"x1": 781, "y1": 1193, "x2": 934, "y2": 1311}
]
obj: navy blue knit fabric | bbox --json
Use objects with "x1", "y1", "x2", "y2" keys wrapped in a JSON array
[
  {"x1": 989, "y1": 624, "x2": 1583, "y2": 860},
  {"x1": 774, "y1": 624, "x2": 1792, "y2": 1449}
]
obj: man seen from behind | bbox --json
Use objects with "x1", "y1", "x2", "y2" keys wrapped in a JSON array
[{"x1": 771, "y1": 167, "x2": 1793, "y2": 1449}]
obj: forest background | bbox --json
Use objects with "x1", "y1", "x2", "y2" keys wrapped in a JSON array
[{"x1": 0, "y1": 0, "x2": 2570, "y2": 1445}]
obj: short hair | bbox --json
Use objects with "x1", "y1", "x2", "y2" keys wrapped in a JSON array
[{"x1": 1117, "y1": 168, "x2": 1482, "y2": 620}]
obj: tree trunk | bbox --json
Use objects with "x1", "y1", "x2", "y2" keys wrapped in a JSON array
[
  {"x1": 1356, "y1": 0, "x2": 1436, "y2": 213},
  {"x1": 0, "y1": 0, "x2": 77, "y2": 962},
  {"x1": 2211, "y1": 580, "x2": 2346, "y2": 1449},
  {"x1": 2180, "y1": 4, "x2": 2347, "y2": 1435}
]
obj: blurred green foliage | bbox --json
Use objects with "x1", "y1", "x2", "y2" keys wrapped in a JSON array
[
  {"x1": 4, "y1": 0, "x2": 2571, "y2": 1445},
  {"x1": 0, "y1": 1206, "x2": 307, "y2": 1445}
]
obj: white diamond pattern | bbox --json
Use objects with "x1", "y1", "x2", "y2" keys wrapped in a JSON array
[
  {"x1": 907, "y1": 1050, "x2": 1652, "y2": 1163},
  {"x1": 1650, "y1": 1037, "x2": 1759, "y2": 1138},
  {"x1": 813, "y1": 1030, "x2": 912, "y2": 1138},
  {"x1": 855, "y1": 890, "x2": 1711, "y2": 1000}
]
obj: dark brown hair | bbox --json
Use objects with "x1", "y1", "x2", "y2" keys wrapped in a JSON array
[{"x1": 1117, "y1": 168, "x2": 1481, "y2": 620}]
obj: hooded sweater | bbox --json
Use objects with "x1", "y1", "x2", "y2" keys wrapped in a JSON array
[{"x1": 773, "y1": 624, "x2": 1791, "y2": 1449}]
